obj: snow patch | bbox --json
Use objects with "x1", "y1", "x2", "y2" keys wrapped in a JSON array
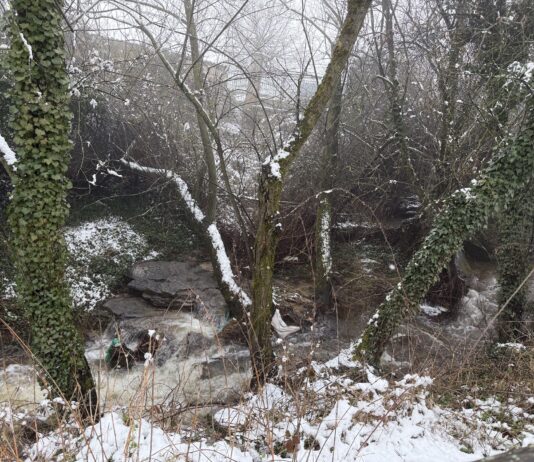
[
  {"x1": 420, "y1": 303, "x2": 449, "y2": 317},
  {"x1": 19, "y1": 33, "x2": 33, "y2": 61},
  {"x1": 65, "y1": 217, "x2": 157, "y2": 310},
  {"x1": 0, "y1": 132, "x2": 17, "y2": 170}
]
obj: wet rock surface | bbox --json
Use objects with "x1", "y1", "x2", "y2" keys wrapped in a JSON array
[
  {"x1": 103, "y1": 295, "x2": 162, "y2": 319},
  {"x1": 128, "y1": 261, "x2": 227, "y2": 311},
  {"x1": 81, "y1": 261, "x2": 253, "y2": 405}
]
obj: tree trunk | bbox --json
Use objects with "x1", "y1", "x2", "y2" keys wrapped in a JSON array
[
  {"x1": 184, "y1": 0, "x2": 217, "y2": 223},
  {"x1": 354, "y1": 94, "x2": 534, "y2": 366},
  {"x1": 314, "y1": 76, "x2": 342, "y2": 309},
  {"x1": 7, "y1": 0, "x2": 97, "y2": 419},
  {"x1": 434, "y1": 1, "x2": 468, "y2": 196},
  {"x1": 381, "y1": 0, "x2": 412, "y2": 187},
  {"x1": 250, "y1": 0, "x2": 372, "y2": 386},
  {"x1": 495, "y1": 185, "x2": 533, "y2": 342}
]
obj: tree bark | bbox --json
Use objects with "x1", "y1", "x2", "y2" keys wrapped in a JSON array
[
  {"x1": 7, "y1": 0, "x2": 97, "y2": 419},
  {"x1": 183, "y1": 0, "x2": 217, "y2": 223},
  {"x1": 354, "y1": 93, "x2": 534, "y2": 366},
  {"x1": 314, "y1": 76, "x2": 342, "y2": 309},
  {"x1": 381, "y1": 0, "x2": 412, "y2": 185},
  {"x1": 434, "y1": 1, "x2": 468, "y2": 196},
  {"x1": 495, "y1": 185, "x2": 533, "y2": 341},
  {"x1": 250, "y1": 0, "x2": 372, "y2": 386}
]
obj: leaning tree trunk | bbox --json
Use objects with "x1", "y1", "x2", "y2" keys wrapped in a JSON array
[
  {"x1": 354, "y1": 92, "x2": 534, "y2": 366},
  {"x1": 315, "y1": 75, "x2": 342, "y2": 309},
  {"x1": 250, "y1": 0, "x2": 372, "y2": 386},
  {"x1": 7, "y1": 0, "x2": 96, "y2": 417},
  {"x1": 495, "y1": 184, "x2": 533, "y2": 342}
]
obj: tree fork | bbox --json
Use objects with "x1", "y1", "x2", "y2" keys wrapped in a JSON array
[{"x1": 250, "y1": 0, "x2": 372, "y2": 386}]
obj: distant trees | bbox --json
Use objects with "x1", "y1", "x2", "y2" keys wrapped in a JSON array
[{"x1": 6, "y1": 0, "x2": 96, "y2": 416}]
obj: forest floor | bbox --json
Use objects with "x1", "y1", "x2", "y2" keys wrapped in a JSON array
[{"x1": 5, "y1": 342, "x2": 534, "y2": 462}]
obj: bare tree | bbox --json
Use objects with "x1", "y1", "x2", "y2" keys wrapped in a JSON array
[{"x1": 250, "y1": 0, "x2": 372, "y2": 385}]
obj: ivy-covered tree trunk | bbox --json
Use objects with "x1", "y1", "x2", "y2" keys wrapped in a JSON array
[
  {"x1": 471, "y1": 0, "x2": 534, "y2": 342},
  {"x1": 7, "y1": 0, "x2": 97, "y2": 416},
  {"x1": 354, "y1": 91, "x2": 534, "y2": 366},
  {"x1": 495, "y1": 185, "x2": 533, "y2": 342},
  {"x1": 250, "y1": 0, "x2": 372, "y2": 386},
  {"x1": 314, "y1": 76, "x2": 342, "y2": 309}
]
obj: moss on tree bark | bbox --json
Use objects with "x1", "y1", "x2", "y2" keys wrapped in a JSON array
[{"x1": 250, "y1": 0, "x2": 372, "y2": 386}]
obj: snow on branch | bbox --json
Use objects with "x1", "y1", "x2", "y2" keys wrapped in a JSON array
[
  {"x1": 0, "y1": 132, "x2": 17, "y2": 171},
  {"x1": 207, "y1": 224, "x2": 251, "y2": 307},
  {"x1": 121, "y1": 158, "x2": 251, "y2": 307},
  {"x1": 121, "y1": 159, "x2": 205, "y2": 222},
  {"x1": 262, "y1": 133, "x2": 297, "y2": 180},
  {"x1": 19, "y1": 33, "x2": 33, "y2": 61}
]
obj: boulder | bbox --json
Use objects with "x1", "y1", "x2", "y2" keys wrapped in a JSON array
[
  {"x1": 103, "y1": 295, "x2": 161, "y2": 319},
  {"x1": 199, "y1": 352, "x2": 250, "y2": 380},
  {"x1": 127, "y1": 261, "x2": 226, "y2": 311},
  {"x1": 177, "y1": 332, "x2": 214, "y2": 357}
]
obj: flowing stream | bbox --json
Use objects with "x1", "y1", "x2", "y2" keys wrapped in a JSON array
[{"x1": 1, "y1": 253, "x2": 532, "y2": 413}]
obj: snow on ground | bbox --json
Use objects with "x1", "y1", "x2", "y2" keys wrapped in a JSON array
[
  {"x1": 65, "y1": 217, "x2": 158, "y2": 310},
  {"x1": 420, "y1": 303, "x2": 449, "y2": 317},
  {"x1": 3, "y1": 217, "x2": 156, "y2": 309},
  {"x1": 19, "y1": 345, "x2": 534, "y2": 462}
]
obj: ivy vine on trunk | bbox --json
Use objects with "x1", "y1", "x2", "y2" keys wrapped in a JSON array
[
  {"x1": 495, "y1": 184, "x2": 533, "y2": 342},
  {"x1": 7, "y1": 0, "x2": 97, "y2": 417},
  {"x1": 354, "y1": 88, "x2": 534, "y2": 366}
]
